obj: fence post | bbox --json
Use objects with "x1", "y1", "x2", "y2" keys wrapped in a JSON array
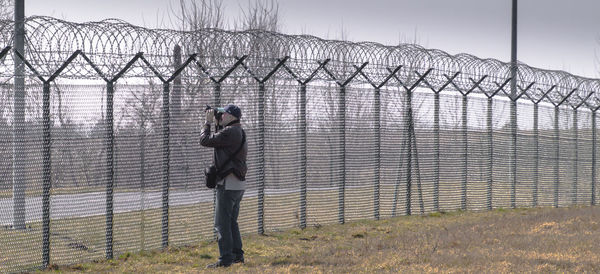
[
  {"x1": 162, "y1": 82, "x2": 170, "y2": 248},
  {"x1": 510, "y1": 0, "x2": 518, "y2": 209},
  {"x1": 258, "y1": 81, "x2": 266, "y2": 234},
  {"x1": 592, "y1": 110, "x2": 597, "y2": 206},
  {"x1": 13, "y1": 0, "x2": 26, "y2": 232},
  {"x1": 213, "y1": 83, "x2": 221, "y2": 239},
  {"x1": 533, "y1": 103, "x2": 539, "y2": 207},
  {"x1": 510, "y1": 99, "x2": 517, "y2": 209},
  {"x1": 405, "y1": 88, "x2": 413, "y2": 215},
  {"x1": 487, "y1": 97, "x2": 493, "y2": 210},
  {"x1": 554, "y1": 106, "x2": 560, "y2": 208},
  {"x1": 434, "y1": 92, "x2": 440, "y2": 212},
  {"x1": 573, "y1": 109, "x2": 578, "y2": 205},
  {"x1": 300, "y1": 84, "x2": 308, "y2": 228},
  {"x1": 105, "y1": 81, "x2": 115, "y2": 259},
  {"x1": 461, "y1": 94, "x2": 468, "y2": 211},
  {"x1": 42, "y1": 82, "x2": 51, "y2": 267},
  {"x1": 374, "y1": 87, "x2": 381, "y2": 220},
  {"x1": 338, "y1": 85, "x2": 346, "y2": 224}
]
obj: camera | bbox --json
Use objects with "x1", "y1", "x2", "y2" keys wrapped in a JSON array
[{"x1": 205, "y1": 105, "x2": 225, "y2": 121}]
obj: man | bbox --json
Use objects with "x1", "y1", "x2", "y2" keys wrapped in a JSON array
[{"x1": 201, "y1": 104, "x2": 247, "y2": 268}]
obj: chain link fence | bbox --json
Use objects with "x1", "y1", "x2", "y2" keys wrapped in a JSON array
[{"x1": 0, "y1": 16, "x2": 599, "y2": 272}]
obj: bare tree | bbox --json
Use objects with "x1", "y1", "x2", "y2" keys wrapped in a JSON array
[
  {"x1": 233, "y1": 0, "x2": 279, "y2": 32},
  {"x1": 168, "y1": 0, "x2": 225, "y2": 31}
]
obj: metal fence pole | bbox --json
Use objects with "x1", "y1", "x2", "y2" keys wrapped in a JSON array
[
  {"x1": 510, "y1": 99, "x2": 517, "y2": 209},
  {"x1": 300, "y1": 84, "x2": 307, "y2": 228},
  {"x1": 374, "y1": 87, "x2": 381, "y2": 220},
  {"x1": 162, "y1": 82, "x2": 170, "y2": 248},
  {"x1": 573, "y1": 109, "x2": 578, "y2": 205},
  {"x1": 258, "y1": 82, "x2": 266, "y2": 234},
  {"x1": 510, "y1": 0, "x2": 518, "y2": 210},
  {"x1": 405, "y1": 89, "x2": 413, "y2": 216},
  {"x1": 105, "y1": 81, "x2": 115, "y2": 259},
  {"x1": 42, "y1": 82, "x2": 51, "y2": 267},
  {"x1": 434, "y1": 92, "x2": 440, "y2": 212},
  {"x1": 593, "y1": 110, "x2": 597, "y2": 206},
  {"x1": 533, "y1": 103, "x2": 539, "y2": 206},
  {"x1": 339, "y1": 85, "x2": 346, "y2": 224},
  {"x1": 13, "y1": 0, "x2": 26, "y2": 232},
  {"x1": 554, "y1": 106, "x2": 560, "y2": 208},
  {"x1": 487, "y1": 97, "x2": 493, "y2": 210},
  {"x1": 461, "y1": 95, "x2": 468, "y2": 211},
  {"x1": 213, "y1": 83, "x2": 221, "y2": 238}
]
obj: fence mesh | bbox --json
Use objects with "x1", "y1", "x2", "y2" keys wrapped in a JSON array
[{"x1": 0, "y1": 16, "x2": 600, "y2": 272}]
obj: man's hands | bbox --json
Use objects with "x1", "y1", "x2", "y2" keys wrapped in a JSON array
[{"x1": 205, "y1": 109, "x2": 214, "y2": 125}]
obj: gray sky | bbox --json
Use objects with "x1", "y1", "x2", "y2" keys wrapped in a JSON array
[{"x1": 26, "y1": 0, "x2": 600, "y2": 78}]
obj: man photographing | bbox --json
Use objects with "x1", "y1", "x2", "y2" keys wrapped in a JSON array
[{"x1": 200, "y1": 104, "x2": 247, "y2": 268}]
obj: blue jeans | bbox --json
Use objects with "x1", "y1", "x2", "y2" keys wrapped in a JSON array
[{"x1": 215, "y1": 185, "x2": 245, "y2": 264}]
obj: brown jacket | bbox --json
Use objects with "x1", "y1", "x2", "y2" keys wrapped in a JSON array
[{"x1": 200, "y1": 122, "x2": 247, "y2": 180}]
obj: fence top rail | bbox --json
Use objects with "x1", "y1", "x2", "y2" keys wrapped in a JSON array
[{"x1": 0, "y1": 16, "x2": 598, "y2": 105}]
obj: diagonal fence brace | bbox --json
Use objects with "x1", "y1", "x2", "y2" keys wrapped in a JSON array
[
  {"x1": 139, "y1": 55, "x2": 166, "y2": 83},
  {"x1": 166, "y1": 54, "x2": 198, "y2": 83},
  {"x1": 14, "y1": 49, "x2": 45, "y2": 82},
  {"x1": 47, "y1": 50, "x2": 82, "y2": 83},
  {"x1": 303, "y1": 59, "x2": 331, "y2": 85},
  {"x1": 79, "y1": 51, "x2": 109, "y2": 82},
  {"x1": 557, "y1": 88, "x2": 579, "y2": 107},
  {"x1": 377, "y1": 65, "x2": 403, "y2": 89},
  {"x1": 464, "y1": 75, "x2": 488, "y2": 96},
  {"x1": 489, "y1": 78, "x2": 512, "y2": 98},
  {"x1": 111, "y1": 52, "x2": 143, "y2": 82},
  {"x1": 261, "y1": 56, "x2": 289, "y2": 83},
  {"x1": 513, "y1": 82, "x2": 535, "y2": 101},
  {"x1": 0, "y1": 46, "x2": 11, "y2": 60}
]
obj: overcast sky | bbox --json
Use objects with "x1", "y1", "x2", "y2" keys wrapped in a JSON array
[{"x1": 26, "y1": 0, "x2": 600, "y2": 78}]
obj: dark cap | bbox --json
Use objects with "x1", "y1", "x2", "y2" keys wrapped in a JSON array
[{"x1": 223, "y1": 104, "x2": 242, "y2": 119}]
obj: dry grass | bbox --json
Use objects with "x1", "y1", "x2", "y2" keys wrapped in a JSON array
[{"x1": 36, "y1": 206, "x2": 600, "y2": 273}]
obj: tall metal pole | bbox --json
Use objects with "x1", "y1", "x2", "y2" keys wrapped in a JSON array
[
  {"x1": 433, "y1": 92, "x2": 440, "y2": 212},
  {"x1": 510, "y1": 0, "x2": 518, "y2": 209},
  {"x1": 461, "y1": 95, "x2": 468, "y2": 211},
  {"x1": 374, "y1": 87, "x2": 381, "y2": 220},
  {"x1": 554, "y1": 107, "x2": 560, "y2": 208},
  {"x1": 487, "y1": 97, "x2": 493, "y2": 210},
  {"x1": 405, "y1": 89, "x2": 413, "y2": 216},
  {"x1": 13, "y1": 0, "x2": 26, "y2": 231},
  {"x1": 257, "y1": 82, "x2": 266, "y2": 234},
  {"x1": 299, "y1": 84, "x2": 308, "y2": 227},
  {"x1": 161, "y1": 82, "x2": 170, "y2": 248},
  {"x1": 572, "y1": 109, "x2": 578, "y2": 205},
  {"x1": 338, "y1": 85, "x2": 346, "y2": 223},
  {"x1": 592, "y1": 111, "x2": 597, "y2": 206},
  {"x1": 41, "y1": 82, "x2": 51, "y2": 268},
  {"x1": 511, "y1": 0, "x2": 518, "y2": 90},
  {"x1": 533, "y1": 103, "x2": 539, "y2": 206},
  {"x1": 105, "y1": 82, "x2": 114, "y2": 259},
  {"x1": 212, "y1": 83, "x2": 221, "y2": 239}
]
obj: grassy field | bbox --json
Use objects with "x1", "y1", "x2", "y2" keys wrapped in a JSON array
[{"x1": 30, "y1": 206, "x2": 600, "y2": 273}]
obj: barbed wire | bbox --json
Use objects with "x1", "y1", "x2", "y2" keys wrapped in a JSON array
[{"x1": 0, "y1": 16, "x2": 598, "y2": 108}]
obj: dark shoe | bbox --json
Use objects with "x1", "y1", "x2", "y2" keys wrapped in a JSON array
[
  {"x1": 233, "y1": 256, "x2": 245, "y2": 264},
  {"x1": 206, "y1": 261, "x2": 231, "y2": 268}
]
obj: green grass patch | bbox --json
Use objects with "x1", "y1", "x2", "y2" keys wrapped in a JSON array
[{"x1": 28, "y1": 206, "x2": 600, "y2": 273}]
